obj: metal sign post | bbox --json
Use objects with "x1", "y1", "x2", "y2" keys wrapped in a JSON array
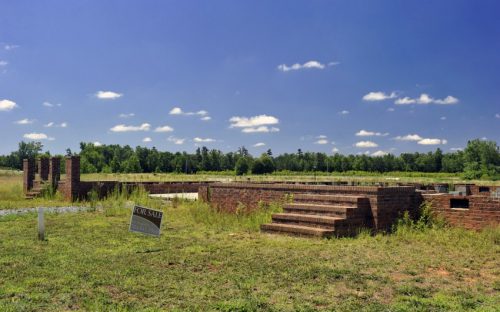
[{"x1": 38, "y1": 207, "x2": 45, "y2": 241}]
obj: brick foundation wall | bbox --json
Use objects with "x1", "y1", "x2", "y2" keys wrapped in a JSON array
[
  {"x1": 23, "y1": 159, "x2": 35, "y2": 192},
  {"x1": 200, "y1": 183, "x2": 418, "y2": 231},
  {"x1": 423, "y1": 193, "x2": 500, "y2": 230},
  {"x1": 38, "y1": 158, "x2": 49, "y2": 181}
]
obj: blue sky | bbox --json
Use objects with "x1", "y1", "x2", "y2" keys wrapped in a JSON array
[{"x1": 1, "y1": 0, "x2": 499, "y2": 156}]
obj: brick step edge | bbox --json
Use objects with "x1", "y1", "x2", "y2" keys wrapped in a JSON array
[
  {"x1": 260, "y1": 223, "x2": 335, "y2": 237},
  {"x1": 272, "y1": 213, "x2": 344, "y2": 228}
]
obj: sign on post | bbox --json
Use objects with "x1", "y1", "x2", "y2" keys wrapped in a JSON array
[{"x1": 129, "y1": 206, "x2": 163, "y2": 236}]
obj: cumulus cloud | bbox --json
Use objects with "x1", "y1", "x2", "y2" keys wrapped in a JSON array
[
  {"x1": 142, "y1": 137, "x2": 152, "y2": 143},
  {"x1": 440, "y1": 116, "x2": 447, "y2": 120},
  {"x1": 15, "y1": 118, "x2": 34, "y2": 125},
  {"x1": 42, "y1": 101, "x2": 61, "y2": 108},
  {"x1": 0, "y1": 99, "x2": 18, "y2": 111},
  {"x1": 110, "y1": 123, "x2": 150, "y2": 132},
  {"x1": 362, "y1": 91, "x2": 397, "y2": 101},
  {"x1": 169, "y1": 107, "x2": 208, "y2": 117},
  {"x1": 23, "y1": 133, "x2": 54, "y2": 140},
  {"x1": 167, "y1": 136, "x2": 185, "y2": 145},
  {"x1": 314, "y1": 139, "x2": 328, "y2": 145},
  {"x1": 355, "y1": 130, "x2": 389, "y2": 137},
  {"x1": 253, "y1": 142, "x2": 266, "y2": 147},
  {"x1": 332, "y1": 147, "x2": 340, "y2": 153},
  {"x1": 44, "y1": 122, "x2": 67, "y2": 128},
  {"x1": 277, "y1": 60, "x2": 337, "y2": 72},
  {"x1": 395, "y1": 94, "x2": 458, "y2": 105},
  {"x1": 95, "y1": 91, "x2": 123, "y2": 100},
  {"x1": 339, "y1": 110, "x2": 350, "y2": 115},
  {"x1": 387, "y1": 107, "x2": 395, "y2": 112},
  {"x1": 154, "y1": 125, "x2": 174, "y2": 133},
  {"x1": 241, "y1": 126, "x2": 280, "y2": 133},
  {"x1": 0, "y1": 60, "x2": 7, "y2": 67},
  {"x1": 119, "y1": 113, "x2": 135, "y2": 118},
  {"x1": 355, "y1": 141, "x2": 378, "y2": 148},
  {"x1": 93, "y1": 141, "x2": 102, "y2": 146},
  {"x1": 201, "y1": 116, "x2": 211, "y2": 121},
  {"x1": 450, "y1": 147, "x2": 463, "y2": 151},
  {"x1": 394, "y1": 134, "x2": 423, "y2": 141},
  {"x1": 229, "y1": 114, "x2": 279, "y2": 128},
  {"x1": 418, "y1": 138, "x2": 447, "y2": 145},
  {"x1": 194, "y1": 137, "x2": 215, "y2": 143},
  {"x1": 371, "y1": 150, "x2": 388, "y2": 157}
]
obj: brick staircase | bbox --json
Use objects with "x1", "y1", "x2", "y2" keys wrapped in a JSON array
[
  {"x1": 260, "y1": 193, "x2": 372, "y2": 237},
  {"x1": 25, "y1": 181, "x2": 50, "y2": 199}
]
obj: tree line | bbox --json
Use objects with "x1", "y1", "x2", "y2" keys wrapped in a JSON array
[{"x1": 0, "y1": 139, "x2": 498, "y2": 180}]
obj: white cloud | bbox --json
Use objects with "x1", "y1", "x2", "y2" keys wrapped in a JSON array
[
  {"x1": 154, "y1": 125, "x2": 174, "y2": 133},
  {"x1": 417, "y1": 138, "x2": 447, "y2": 145},
  {"x1": 119, "y1": 113, "x2": 135, "y2": 118},
  {"x1": 278, "y1": 60, "x2": 335, "y2": 72},
  {"x1": 44, "y1": 122, "x2": 67, "y2": 128},
  {"x1": 253, "y1": 142, "x2": 266, "y2": 147},
  {"x1": 0, "y1": 60, "x2": 8, "y2": 67},
  {"x1": 332, "y1": 147, "x2": 339, "y2": 153},
  {"x1": 394, "y1": 97, "x2": 416, "y2": 105},
  {"x1": 229, "y1": 114, "x2": 279, "y2": 129},
  {"x1": 362, "y1": 91, "x2": 397, "y2": 101},
  {"x1": 495, "y1": 114, "x2": 500, "y2": 119},
  {"x1": 4, "y1": 44, "x2": 19, "y2": 50},
  {"x1": 167, "y1": 136, "x2": 185, "y2": 145},
  {"x1": 95, "y1": 91, "x2": 123, "y2": 100},
  {"x1": 355, "y1": 130, "x2": 388, "y2": 137},
  {"x1": 395, "y1": 94, "x2": 459, "y2": 105},
  {"x1": 201, "y1": 116, "x2": 211, "y2": 121},
  {"x1": 169, "y1": 107, "x2": 208, "y2": 117},
  {"x1": 371, "y1": 150, "x2": 388, "y2": 157},
  {"x1": 314, "y1": 139, "x2": 329, "y2": 145},
  {"x1": 23, "y1": 133, "x2": 54, "y2": 140},
  {"x1": 241, "y1": 126, "x2": 280, "y2": 133},
  {"x1": 93, "y1": 141, "x2": 102, "y2": 146},
  {"x1": 194, "y1": 137, "x2": 215, "y2": 143},
  {"x1": 42, "y1": 101, "x2": 61, "y2": 108},
  {"x1": 317, "y1": 135, "x2": 327, "y2": 139},
  {"x1": 394, "y1": 134, "x2": 423, "y2": 141},
  {"x1": 15, "y1": 118, "x2": 34, "y2": 125},
  {"x1": 142, "y1": 137, "x2": 152, "y2": 143},
  {"x1": 110, "y1": 123, "x2": 150, "y2": 132},
  {"x1": 440, "y1": 116, "x2": 447, "y2": 120},
  {"x1": 355, "y1": 141, "x2": 378, "y2": 148},
  {"x1": 339, "y1": 110, "x2": 350, "y2": 115},
  {"x1": 450, "y1": 147, "x2": 463, "y2": 151},
  {"x1": 387, "y1": 107, "x2": 395, "y2": 112},
  {"x1": 0, "y1": 99, "x2": 18, "y2": 111}
]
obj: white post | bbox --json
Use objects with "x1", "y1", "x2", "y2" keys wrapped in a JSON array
[{"x1": 38, "y1": 207, "x2": 45, "y2": 241}]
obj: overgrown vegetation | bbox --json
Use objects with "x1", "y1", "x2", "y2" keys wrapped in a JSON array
[{"x1": 0, "y1": 199, "x2": 498, "y2": 311}]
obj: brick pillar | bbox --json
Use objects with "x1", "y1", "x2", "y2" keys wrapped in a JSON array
[
  {"x1": 65, "y1": 156, "x2": 80, "y2": 201},
  {"x1": 38, "y1": 157, "x2": 49, "y2": 181},
  {"x1": 23, "y1": 158, "x2": 35, "y2": 193},
  {"x1": 48, "y1": 157, "x2": 61, "y2": 187}
]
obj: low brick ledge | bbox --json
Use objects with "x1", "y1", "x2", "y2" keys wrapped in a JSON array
[{"x1": 208, "y1": 182, "x2": 416, "y2": 194}]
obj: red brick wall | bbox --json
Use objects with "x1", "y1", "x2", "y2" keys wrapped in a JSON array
[
  {"x1": 200, "y1": 183, "x2": 417, "y2": 231},
  {"x1": 423, "y1": 193, "x2": 500, "y2": 230}
]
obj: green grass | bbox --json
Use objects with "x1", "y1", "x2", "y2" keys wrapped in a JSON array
[{"x1": 0, "y1": 195, "x2": 499, "y2": 311}]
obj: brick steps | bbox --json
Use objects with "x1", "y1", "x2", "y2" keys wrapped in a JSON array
[
  {"x1": 261, "y1": 193, "x2": 370, "y2": 238},
  {"x1": 260, "y1": 223, "x2": 335, "y2": 237},
  {"x1": 271, "y1": 213, "x2": 343, "y2": 229}
]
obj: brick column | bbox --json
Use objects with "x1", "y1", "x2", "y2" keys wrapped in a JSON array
[
  {"x1": 23, "y1": 158, "x2": 35, "y2": 193},
  {"x1": 38, "y1": 157, "x2": 49, "y2": 181},
  {"x1": 65, "y1": 156, "x2": 80, "y2": 201},
  {"x1": 48, "y1": 157, "x2": 61, "y2": 187}
]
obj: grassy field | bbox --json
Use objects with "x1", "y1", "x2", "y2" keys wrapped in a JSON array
[
  {"x1": 1, "y1": 194, "x2": 499, "y2": 311},
  {"x1": 0, "y1": 171, "x2": 499, "y2": 311}
]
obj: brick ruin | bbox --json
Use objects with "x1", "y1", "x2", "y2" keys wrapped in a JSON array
[
  {"x1": 23, "y1": 156, "x2": 207, "y2": 201},
  {"x1": 23, "y1": 156, "x2": 499, "y2": 236}
]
